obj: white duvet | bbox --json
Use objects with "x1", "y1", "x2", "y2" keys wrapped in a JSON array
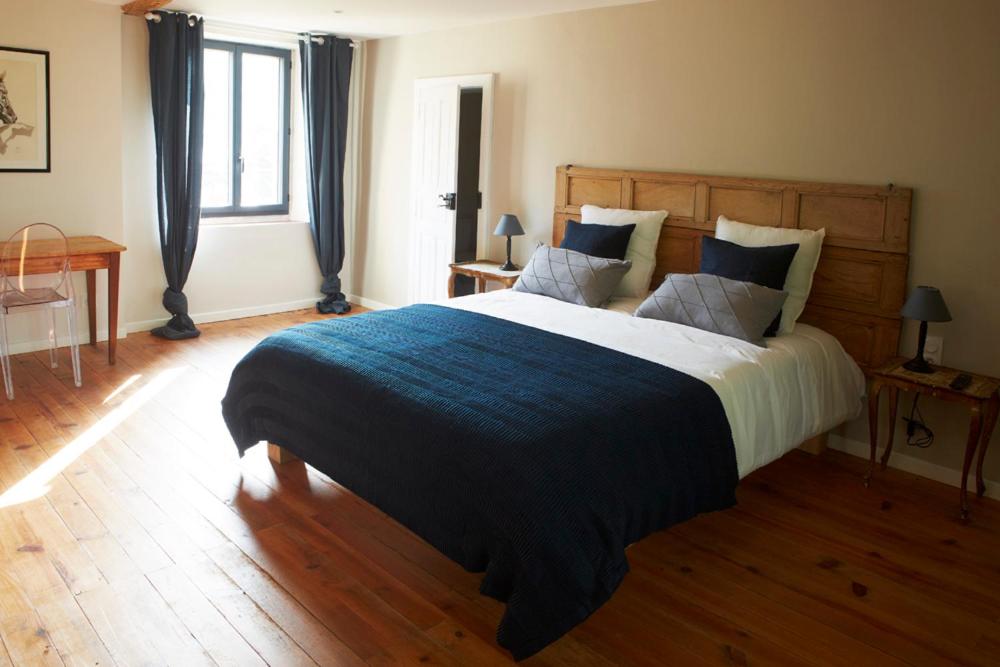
[{"x1": 442, "y1": 290, "x2": 865, "y2": 478}]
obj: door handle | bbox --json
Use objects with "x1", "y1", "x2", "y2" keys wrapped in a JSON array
[{"x1": 438, "y1": 193, "x2": 456, "y2": 210}]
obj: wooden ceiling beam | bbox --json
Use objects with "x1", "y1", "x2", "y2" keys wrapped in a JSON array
[{"x1": 121, "y1": 0, "x2": 172, "y2": 16}]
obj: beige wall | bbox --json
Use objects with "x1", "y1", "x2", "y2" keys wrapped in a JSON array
[
  {"x1": 358, "y1": 0, "x2": 1000, "y2": 482},
  {"x1": 1, "y1": 0, "x2": 124, "y2": 347}
]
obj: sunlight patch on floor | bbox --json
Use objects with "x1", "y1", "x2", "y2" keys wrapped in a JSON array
[
  {"x1": 0, "y1": 367, "x2": 186, "y2": 508},
  {"x1": 103, "y1": 373, "x2": 141, "y2": 405}
]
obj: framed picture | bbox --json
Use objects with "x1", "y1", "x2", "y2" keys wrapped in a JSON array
[{"x1": 0, "y1": 46, "x2": 50, "y2": 172}]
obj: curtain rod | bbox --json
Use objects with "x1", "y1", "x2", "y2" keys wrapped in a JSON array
[
  {"x1": 144, "y1": 11, "x2": 197, "y2": 27},
  {"x1": 144, "y1": 12, "x2": 360, "y2": 46}
]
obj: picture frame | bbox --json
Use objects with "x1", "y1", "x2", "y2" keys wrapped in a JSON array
[{"x1": 0, "y1": 46, "x2": 50, "y2": 173}]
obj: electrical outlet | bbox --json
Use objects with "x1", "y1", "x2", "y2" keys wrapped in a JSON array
[{"x1": 924, "y1": 335, "x2": 943, "y2": 365}]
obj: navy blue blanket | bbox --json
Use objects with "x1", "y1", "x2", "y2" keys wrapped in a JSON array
[{"x1": 222, "y1": 304, "x2": 737, "y2": 659}]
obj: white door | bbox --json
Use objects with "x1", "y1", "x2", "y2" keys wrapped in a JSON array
[{"x1": 409, "y1": 81, "x2": 461, "y2": 304}]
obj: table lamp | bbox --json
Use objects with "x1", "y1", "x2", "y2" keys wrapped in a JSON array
[
  {"x1": 900, "y1": 286, "x2": 951, "y2": 373},
  {"x1": 494, "y1": 214, "x2": 525, "y2": 271}
]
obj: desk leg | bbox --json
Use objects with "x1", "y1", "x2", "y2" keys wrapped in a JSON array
[
  {"x1": 476, "y1": 277, "x2": 487, "y2": 294},
  {"x1": 880, "y1": 386, "x2": 900, "y2": 470},
  {"x1": 865, "y1": 379, "x2": 882, "y2": 487},
  {"x1": 86, "y1": 269, "x2": 97, "y2": 347},
  {"x1": 960, "y1": 404, "x2": 984, "y2": 521},
  {"x1": 108, "y1": 253, "x2": 120, "y2": 365},
  {"x1": 976, "y1": 394, "x2": 999, "y2": 498},
  {"x1": 447, "y1": 273, "x2": 457, "y2": 299}
]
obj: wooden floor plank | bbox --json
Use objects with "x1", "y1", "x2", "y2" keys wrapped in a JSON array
[
  {"x1": 626, "y1": 539, "x2": 909, "y2": 667},
  {"x1": 147, "y1": 564, "x2": 268, "y2": 667},
  {"x1": 725, "y1": 504, "x2": 1000, "y2": 653},
  {"x1": 672, "y1": 510, "x2": 994, "y2": 665},
  {"x1": 75, "y1": 574, "x2": 213, "y2": 667},
  {"x1": 0, "y1": 413, "x2": 114, "y2": 667},
  {"x1": 5, "y1": 385, "x2": 175, "y2": 577},
  {"x1": 0, "y1": 638, "x2": 12, "y2": 667},
  {"x1": 247, "y1": 520, "x2": 440, "y2": 664},
  {"x1": 1, "y1": 305, "x2": 998, "y2": 665},
  {"x1": 0, "y1": 562, "x2": 65, "y2": 667},
  {"x1": 4, "y1": 552, "x2": 114, "y2": 667},
  {"x1": 206, "y1": 542, "x2": 365, "y2": 667},
  {"x1": 173, "y1": 551, "x2": 320, "y2": 667}
]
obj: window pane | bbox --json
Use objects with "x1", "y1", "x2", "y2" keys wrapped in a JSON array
[
  {"x1": 240, "y1": 52, "x2": 284, "y2": 207},
  {"x1": 202, "y1": 48, "x2": 233, "y2": 208}
]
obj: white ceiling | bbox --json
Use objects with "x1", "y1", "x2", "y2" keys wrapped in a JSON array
[{"x1": 94, "y1": 0, "x2": 649, "y2": 39}]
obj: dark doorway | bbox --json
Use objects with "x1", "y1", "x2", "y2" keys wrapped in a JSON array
[{"x1": 452, "y1": 88, "x2": 483, "y2": 297}]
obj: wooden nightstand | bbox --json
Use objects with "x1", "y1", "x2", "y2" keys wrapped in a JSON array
[
  {"x1": 447, "y1": 261, "x2": 521, "y2": 298},
  {"x1": 866, "y1": 358, "x2": 1000, "y2": 519}
]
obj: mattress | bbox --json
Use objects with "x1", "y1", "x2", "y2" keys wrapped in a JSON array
[{"x1": 443, "y1": 289, "x2": 865, "y2": 478}]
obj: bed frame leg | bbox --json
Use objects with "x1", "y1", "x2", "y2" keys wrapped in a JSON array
[
  {"x1": 267, "y1": 442, "x2": 298, "y2": 464},
  {"x1": 799, "y1": 433, "x2": 828, "y2": 455}
]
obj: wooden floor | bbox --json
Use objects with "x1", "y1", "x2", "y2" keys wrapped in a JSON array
[{"x1": 1, "y1": 307, "x2": 999, "y2": 666}]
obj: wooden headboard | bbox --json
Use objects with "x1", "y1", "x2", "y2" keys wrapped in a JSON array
[{"x1": 553, "y1": 165, "x2": 912, "y2": 369}]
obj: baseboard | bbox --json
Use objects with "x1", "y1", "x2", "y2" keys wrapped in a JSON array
[
  {"x1": 347, "y1": 294, "x2": 394, "y2": 311},
  {"x1": 5, "y1": 327, "x2": 129, "y2": 356},
  {"x1": 828, "y1": 433, "x2": 1000, "y2": 501},
  {"x1": 127, "y1": 297, "x2": 321, "y2": 333},
  {"x1": 126, "y1": 294, "x2": 394, "y2": 335},
  {"x1": 7, "y1": 297, "x2": 327, "y2": 352}
]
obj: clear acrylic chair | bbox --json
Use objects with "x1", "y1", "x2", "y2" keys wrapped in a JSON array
[{"x1": 0, "y1": 223, "x2": 82, "y2": 400}]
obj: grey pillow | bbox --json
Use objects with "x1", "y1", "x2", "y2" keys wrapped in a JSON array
[
  {"x1": 635, "y1": 273, "x2": 788, "y2": 345},
  {"x1": 512, "y1": 245, "x2": 631, "y2": 307}
]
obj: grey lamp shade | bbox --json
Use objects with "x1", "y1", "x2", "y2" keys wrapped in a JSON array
[
  {"x1": 494, "y1": 214, "x2": 524, "y2": 237},
  {"x1": 901, "y1": 286, "x2": 952, "y2": 322}
]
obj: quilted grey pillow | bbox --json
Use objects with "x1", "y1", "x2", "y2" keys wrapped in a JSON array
[
  {"x1": 512, "y1": 245, "x2": 631, "y2": 307},
  {"x1": 635, "y1": 273, "x2": 788, "y2": 345}
]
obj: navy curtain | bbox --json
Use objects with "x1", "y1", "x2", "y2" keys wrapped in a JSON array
[
  {"x1": 148, "y1": 12, "x2": 205, "y2": 339},
  {"x1": 299, "y1": 35, "x2": 353, "y2": 314}
]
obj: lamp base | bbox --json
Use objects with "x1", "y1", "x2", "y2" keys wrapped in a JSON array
[
  {"x1": 498, "y1": 261, "x2": 519, "y2": 272},
  {"x1": 902, "y1": 356, "x2": 934, "y2": 374}
]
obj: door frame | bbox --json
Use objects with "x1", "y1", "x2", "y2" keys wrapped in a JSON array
[{"x1": 411, "y1": 73, "x2": 495, "y2": 276}]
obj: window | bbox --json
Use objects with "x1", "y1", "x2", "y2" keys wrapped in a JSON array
[{"x1": 202, "y1": 40, "x2": 291, "y2": 217}]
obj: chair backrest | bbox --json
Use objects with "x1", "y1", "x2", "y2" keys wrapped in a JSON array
[{"x1": 1, "y1": 223, "x2": 72, "y2": 297}]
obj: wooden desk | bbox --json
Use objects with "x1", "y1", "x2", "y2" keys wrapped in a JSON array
[
  {"x1": 866, "y1": 358, "x2": 1000, "y2": 520},
  {"x1": 0, "y1": 236, "x2": 126, "y2": 365}
]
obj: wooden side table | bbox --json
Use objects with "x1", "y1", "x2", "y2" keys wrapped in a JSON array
[
  {"x1": 447, "y1": 261, "x2": 521, "y2": 298},
  {"x1": 866, "y1": 358, "x2": 1000, "y2": 520}
]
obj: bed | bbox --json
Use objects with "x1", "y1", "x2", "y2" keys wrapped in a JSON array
[{"x1": 222, "y1": 165, "x2": 912, "y2": 659}]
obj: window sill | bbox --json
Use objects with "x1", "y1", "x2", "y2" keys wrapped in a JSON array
[{"x1": 201, "y1": 215, "x2": 309, "y2": 228}]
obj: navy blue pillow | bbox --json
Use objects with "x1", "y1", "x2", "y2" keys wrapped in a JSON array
[
  {"x1": 559, "y1": 220, "x2": 636, "y2": 260},
  {"x1": 700, "y1": 235, "x2": 799, "y2": 337}
]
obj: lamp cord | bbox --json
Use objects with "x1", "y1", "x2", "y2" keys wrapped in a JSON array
[{"x1": 903, "y1": 394, "x2": 934, "y2": 448}]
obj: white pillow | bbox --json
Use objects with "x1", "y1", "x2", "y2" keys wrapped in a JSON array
[
  {"x1": 581, "y1": 205, "x2": 667, "y2": 297},
  {"x1": 715, "y1": 215, "x2": 825, "y2": 334}
]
